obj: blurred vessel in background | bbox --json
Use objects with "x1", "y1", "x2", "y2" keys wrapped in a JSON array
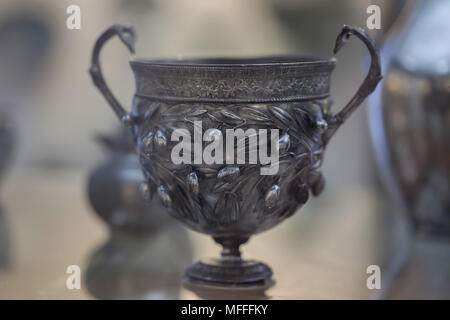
[
  {"x1": 0, "y1": 110, "x2": 14, "y2": 184},
  {"x1": 87, "y1": 129, "x2": 170, "y2": 234},
  {"x1": 0, "y1": 109, "x2": 14, "y2": 270},
  {"x1": 369, "y1": 0, "x2": 450, "y2": 299},
  {"x1": 86, "y1": 129, "x2": 192, "y2": 299}
]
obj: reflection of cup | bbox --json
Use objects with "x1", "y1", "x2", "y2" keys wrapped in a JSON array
[
  {"x1": 89, "y1": 24, "x2": 381, "y2": 288},
  {"x1": 85, "y1": 227, "x2": 192, "y2": 300}
]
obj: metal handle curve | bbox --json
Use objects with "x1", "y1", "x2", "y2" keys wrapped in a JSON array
[
  {"x1": 89, "y1": 24, "x2": 136, "y2": 127},
  {"x1": 324, "y1": 25, "x2": 383, "y2": 143}
]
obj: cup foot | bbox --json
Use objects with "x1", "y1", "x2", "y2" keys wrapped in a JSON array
[
  {"x1": 183, "y1": 277, "x2": 274, "y2": 299},
  {"x1": 183, "y1": 257, "x2": 273, "y2": 289}
]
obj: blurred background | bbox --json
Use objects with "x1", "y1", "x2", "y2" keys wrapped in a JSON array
[{"x1": 0, "y1": 0, "x2": 448, "y2": 299}]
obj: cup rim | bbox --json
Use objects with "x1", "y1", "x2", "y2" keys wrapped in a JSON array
[
  {"x1": 131, "y1": 55, "x2": 336, "y2": 68},
  {"x1": 130, "y1": 55, "x2": 336, "y2": 103}
]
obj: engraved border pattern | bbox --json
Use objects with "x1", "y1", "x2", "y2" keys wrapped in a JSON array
[{"x1": 132, "y1": 62, "x2": 334, "y2": 102}]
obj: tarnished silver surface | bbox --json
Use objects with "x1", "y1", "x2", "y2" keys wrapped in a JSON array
[{"x1": 90, "y1": 24, "x2": 382, "y2": 288}]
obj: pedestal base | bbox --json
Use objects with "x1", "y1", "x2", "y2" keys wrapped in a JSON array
[
  {"x1": 183, "y1": 236, "x2": 273, "y2": 295},
  {"x1": 183, "y1": 257, "x2": 273, "y2": 289}
]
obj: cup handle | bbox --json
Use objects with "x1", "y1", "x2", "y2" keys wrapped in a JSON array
[
  {"x1": 324, "y1": 25, "x2": 382, "y2": 143},
  {"x1": 89, "y1": 24, "x2": 136, "y2": 127}
]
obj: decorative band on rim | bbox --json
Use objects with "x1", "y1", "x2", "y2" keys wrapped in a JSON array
[{"x1": 131, "y1": 61, "x2": 334, "y2": 102}]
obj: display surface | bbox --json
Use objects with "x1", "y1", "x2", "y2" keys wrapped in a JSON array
[
  {"x1": 89, "y1": 24, "x2": 382, "y2": 288},
  {"x1": 0, "y1": 168, "x2": 383, "y2": 299}
]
